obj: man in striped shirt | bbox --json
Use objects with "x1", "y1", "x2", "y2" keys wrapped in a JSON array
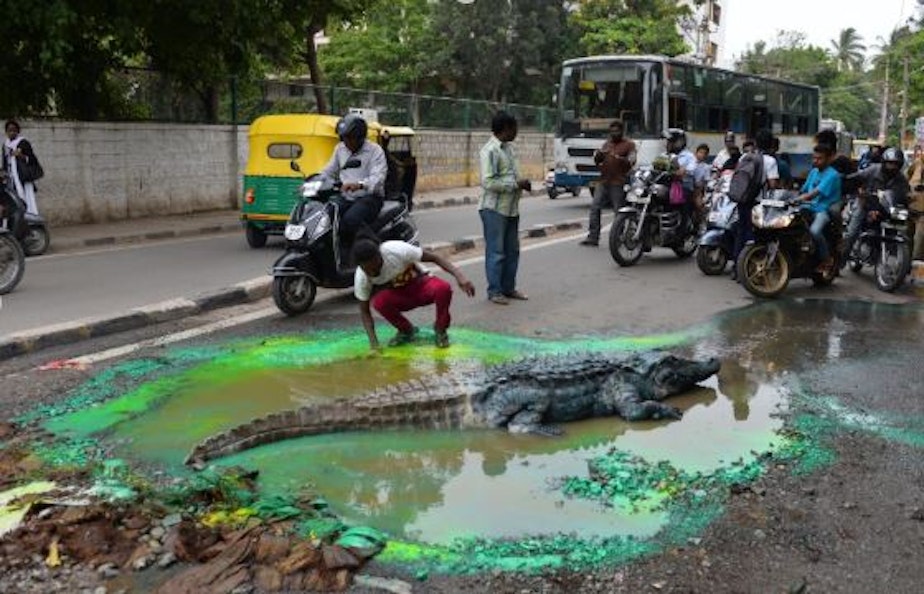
[{"x1": 478, "y1": 111, "x2": 532, "y2": 305}]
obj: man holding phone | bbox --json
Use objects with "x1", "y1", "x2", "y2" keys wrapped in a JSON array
[{"x1": 580, "y1": 120, "x2": 636, "y2": 247}]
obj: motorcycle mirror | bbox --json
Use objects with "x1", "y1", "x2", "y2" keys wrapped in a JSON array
[
  {"x1": 343, "y1": 159, "x2": 362, "y2": 170},
  {"x1": 290, "y1": 160, "x2": 302, "y2": 173}
]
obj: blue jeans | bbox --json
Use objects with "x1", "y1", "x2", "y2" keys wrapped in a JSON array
[
  {"x1": 809, "y1": 210, "x2": 831, "y2": 261},
  {"x1": 480, "y1": 209, "x2": 520, "y2": 297}
]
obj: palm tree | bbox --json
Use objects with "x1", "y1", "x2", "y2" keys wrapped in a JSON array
[{"x1": 831, "y1": 27, "x2": 866, "y2": 72}]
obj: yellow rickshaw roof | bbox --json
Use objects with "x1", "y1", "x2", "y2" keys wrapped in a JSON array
[{"x1": 248, "y1": 114, "x2": 341, "y2": 138}]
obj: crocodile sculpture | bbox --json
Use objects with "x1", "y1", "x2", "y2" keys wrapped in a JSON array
[{"x1": 186, "y1": 351, "x2": 720, "y2": 466}]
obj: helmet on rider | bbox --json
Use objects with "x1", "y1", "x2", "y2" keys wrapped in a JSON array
[
  {"x1": 881, "y1": 147, "x2": 904, "y2": 178},
  {"x1": 336, "y1": 113, "x2": 368, "y2": 149},
  {"x1": 663, "y1": 128, "x2": 687, "y2": 154}
]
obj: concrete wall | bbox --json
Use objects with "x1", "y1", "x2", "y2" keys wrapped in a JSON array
[{"x1": 19, "y1": 120, "x2": 552, "y2": 225}]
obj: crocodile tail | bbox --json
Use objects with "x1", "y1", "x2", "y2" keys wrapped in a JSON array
[{"x1": 184, "y1": 378, "x2": 472, "y2": 466}]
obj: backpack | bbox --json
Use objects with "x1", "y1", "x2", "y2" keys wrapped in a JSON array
[
  {"x1": 18, "y1": 153, "x2": 44, "y2": 183},
  {"x1": 727, "y1": 152, "x2": 765, "y2": 205}
]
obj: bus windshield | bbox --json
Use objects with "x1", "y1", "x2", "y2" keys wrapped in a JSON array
[{"x1": 558, "y1": 60, "x2": 662, "y2": 139}]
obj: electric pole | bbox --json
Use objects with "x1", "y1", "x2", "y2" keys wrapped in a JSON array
[{"x1": 879, "y1": 56, "x2": 890, "y2": 145}]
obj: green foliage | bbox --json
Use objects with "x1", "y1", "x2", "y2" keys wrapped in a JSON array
[
  {"x1": 737, "y1": 31, "x2": 838, "y2": 88},
  {"x1": 571, "y1": 0, "x2": 691, "y2": 57},
  {"x1": 831, "y1": 27, "x2": 866, "y2": 72}
]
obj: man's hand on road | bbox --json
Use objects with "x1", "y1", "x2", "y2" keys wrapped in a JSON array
[{"x1": 457, "y1": 277, "x2": 476, "y2": 297}]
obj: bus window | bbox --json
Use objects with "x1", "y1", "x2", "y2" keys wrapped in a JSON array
[{"x1": 558, "y1": 61, "x2": 661, "y2": 137}]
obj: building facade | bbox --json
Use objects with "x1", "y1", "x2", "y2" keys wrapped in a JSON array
[{"x1": 678, "y1": 0, "x2": 727, "y2": 66}]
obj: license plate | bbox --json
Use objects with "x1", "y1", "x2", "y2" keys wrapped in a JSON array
[
  {"x1": 762, "y1": 199, "x2": 786, "y2": 208},
  {"x1": 629, "y1": 195, "x2": 650, "y2": 204},
  {"x1": 284, "y1": 224, "x2": 306, "y2": 241}
]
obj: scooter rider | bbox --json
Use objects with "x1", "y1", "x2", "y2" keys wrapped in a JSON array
[
  {"x1": 841, "y1": 147, "x2": 910, "y2": 264},
  {"x1": 320, "y1": 113, "x2": 388, "y2": 244}
]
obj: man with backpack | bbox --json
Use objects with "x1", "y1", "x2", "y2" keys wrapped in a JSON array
[{"x1": 727, "y1": 130, "x2": 779, "y2": 280}]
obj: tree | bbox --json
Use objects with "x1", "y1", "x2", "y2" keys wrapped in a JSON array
[
  {"x1": 275, "y1": 0, "x2": 378, "y2": 113},
  {"x1": 830, "y1": 27, "x2": 866, "y2": 72},
  {"x1": 737, "y1": 31, "x2": 838, "y2": 88},
  {"x1": 570, "y1": 0, "x2": 691, "y2": 57}
]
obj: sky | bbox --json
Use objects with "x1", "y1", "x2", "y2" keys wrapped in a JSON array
[{"x1": 720, "y1": 0, "x2": 920, "y2": 68}]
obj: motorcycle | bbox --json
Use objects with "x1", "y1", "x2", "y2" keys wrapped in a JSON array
[
  {"x1": 608, "y1": 161, "x2": 698, "y2": 267},
  {"x1": 737, "y1": 190, "x2": 842, "y2": 298},
  {"x1": 544, "y1": 168, "x2": 582, "y2": 200},
  {"x1": 1, "y1": 176, "x2": 49, "y2": 256},
  {"x1": 844, "y1": 189, "x2": 911, "y2": 292},
  {"x1": 271, "y1": 159, "x2": 419, "y2": 316},
  {"x1": 0, "y1": 186, "x2": 26, "y2": 294},
  {"x1": 696, "y1": 172, "x2": 739, "y2": 276}
]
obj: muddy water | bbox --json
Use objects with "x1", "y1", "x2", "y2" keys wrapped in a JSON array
[{"x1": 88, "y1": 300, "x2": 924, "y2": 545}]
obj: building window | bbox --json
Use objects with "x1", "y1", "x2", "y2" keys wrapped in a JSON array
[{"x1": 712, "y1": 2, "x2": 722, "y2": 26}]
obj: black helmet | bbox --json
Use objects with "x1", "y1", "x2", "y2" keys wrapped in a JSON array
[
  {"x1": 881, "y1": 147, "x2": 904, "y2": 169},
  {"x1": 663, "y1": 128, "x2": 687, "y2": 153},
  {"x1": 336, "y1": 113, "x2": 368, "y2": 144}
]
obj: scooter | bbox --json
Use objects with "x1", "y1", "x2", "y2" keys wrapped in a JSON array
[
  {"x1": 544, "y1": 169, "x2": 582, "y2": 199},
  {"x1": 0, "y1": 185, "x2": 26, "y2": 294},
  {"x1": 697, "y1": 172, "x2": 739, "y2": 275},
  {"x1": 271, "y1": 160, "x2": 419, "y2": 316},
  {"x1": 1, "y1": 177, "x2": 50, "y2": 256}
]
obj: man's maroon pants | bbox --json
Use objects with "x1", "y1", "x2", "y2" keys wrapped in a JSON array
[{"x1": 370, "y1": 275, "x2": 453, "y2": 332}]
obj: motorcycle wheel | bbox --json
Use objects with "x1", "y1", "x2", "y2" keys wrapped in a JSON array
[
  {"x1": 608, "y1": 213, "x2": 644, "y2": 267},
  {"x1": 23, "y1": 226, "x2": 50, "y2": 257},
  {"x1": 272, "y1": 276, "x2": 317, "y2": 316},
  {"x1": 672, "y1": 232, "x2": 698, "y2": 259},
  {"x1": 737, "y1": 243, "x2": 790, "y2": 298},
  {"x1": 245, "y1": 224, "x2": 268, "y2": 249},
  {"x1": 546, "y1": 187, "x2": 558, "y2": 199},
  {"x1": 874, "y1": 242, "x2": 909, "y2": 292},
  {"x1": 0, "y1": 234, "x2": 26, "y2": 295},
  {"x1": 696, "y1": 245, "x2": 728, "y2": 275},
  {"x1": 570, "y1": 187, "x2": 582, "y2": 197}
]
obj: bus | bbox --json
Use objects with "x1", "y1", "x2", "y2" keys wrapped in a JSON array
[{"x1": 552, "y1": 55, "x2": 821, "y2": 189}]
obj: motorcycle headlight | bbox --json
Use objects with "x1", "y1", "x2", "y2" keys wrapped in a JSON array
[
  {"x1": 752, "y1": 204, "x2": 794, "y2": 229},
  {"x1": 284, "y1": 224, "x2": 306, "y2": 241},
  {"x1": 889, "y1": 207, "x2": 909, "y2": 221},
  {"x1": 633, "y1": 187, "x2": 645, "y2": 197},
  {"x1": 300, "y1": 180, "x2": 323, "y2": 198}
]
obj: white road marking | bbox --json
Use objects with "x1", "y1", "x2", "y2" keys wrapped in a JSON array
[
  {"x1": 36, "y1": 232, "x2": 239, "y2": 261},
  {"x1": 65, "y1": 306, "x2": 278, "y2": 365},
  {"x1": 61, "y1": 228, "x2": 591, "y2": 365}
]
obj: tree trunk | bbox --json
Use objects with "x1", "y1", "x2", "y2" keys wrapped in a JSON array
[{"x1": 304, "y1": 24, "x2": 328, "y2": 114}]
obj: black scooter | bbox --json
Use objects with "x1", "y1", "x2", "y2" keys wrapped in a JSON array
[
  {"x1": 1, "y1": 178, "x2": 50, "y2": 256},
  {"x1": 271, "y1": 160, "x2": 418, "y2": 316},
  {"x1": 0, "y1": 185, "x2": 26, "y2": 294}
]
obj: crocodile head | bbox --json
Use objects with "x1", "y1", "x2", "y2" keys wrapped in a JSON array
[{"x1": 639, "y1": 353, "x2": 721, "y2": 399}]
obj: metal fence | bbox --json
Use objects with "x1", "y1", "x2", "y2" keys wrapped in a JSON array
[{"x1": 255, "y1": 80, "x2": 557, "y2": 131}]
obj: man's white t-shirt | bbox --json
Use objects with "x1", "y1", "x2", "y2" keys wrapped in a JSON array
[
  {"x1": 354, "y1": 241, "x2": 425, "y2": 301},
  {"x1": 762, "y1": 154, "x2": 780, "y2": 185}
]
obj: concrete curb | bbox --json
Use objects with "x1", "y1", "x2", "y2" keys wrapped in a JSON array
[{"x1": 0, "y1": 217, "x2": 585, "y2": 362}]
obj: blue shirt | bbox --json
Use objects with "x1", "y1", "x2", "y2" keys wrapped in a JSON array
[
  {"x1": 676, "y1": 149, "x2": 697, "y2": 191},
  {"x1": 801, "y1": 166, "x2": 842, "y2": 213}
]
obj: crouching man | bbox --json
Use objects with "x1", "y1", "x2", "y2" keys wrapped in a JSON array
[{"x1": 353, "y1": 233, "x2": 476, "y2": 349}]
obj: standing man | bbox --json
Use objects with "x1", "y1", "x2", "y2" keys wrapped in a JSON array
[
  {"x1": 352, "y1": 233, "x2": 475, "y2": 349},
  {"x1": 320, "y1": 113, "x2": 387, "y2": 244},
  {"x1": 580, "y1": 119, "x2": 636, "y2": 247},
  {"x1": 711, "y1": 131, "x2": 737, "y2": 172},
  {"x1": 479, "y1": 111, "x2": 531, "y2": 305},
  {"x1": 906, "y1": 146, "x2": 924, "y2": 261}
]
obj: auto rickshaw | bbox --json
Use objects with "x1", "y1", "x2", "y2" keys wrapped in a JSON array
[{"x1": 241, "y1": 113, "x2": 417, "y2": 248}]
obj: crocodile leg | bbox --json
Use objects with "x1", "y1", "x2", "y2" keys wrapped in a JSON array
[{"x1": 606, "y1": 381, "x2": 683, "y2": 421}]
